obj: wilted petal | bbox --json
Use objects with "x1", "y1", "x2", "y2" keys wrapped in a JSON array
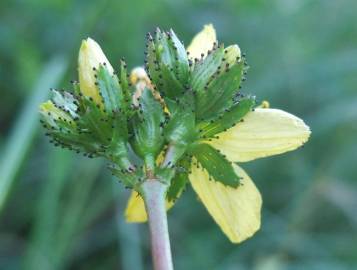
[
  {"x1": 78, "y1": 38, "x2": 113, "y2": 104},
  {"x1": 189, "y1": 161, "x2": 262, "y2": 243},
  {"x1": 130, "y1": 66, "x2": 152, "y2": 86},
  {"x1": 129, "y1": 66, "x2": 165, "y2": 107},
  {"x1": 187, "y1": 24, "x2": 216, "y2": 60},
  {"x1": 206, "y1": 108, "x2": 311, "y2": 162}
]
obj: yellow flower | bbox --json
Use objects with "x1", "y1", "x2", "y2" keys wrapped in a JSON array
[
  {"x1": 125, "y1": 25, "x2": 311, "y2": 243},
  {"x1": 78, "y1": 37, "x2": 114, "y2": 104}
]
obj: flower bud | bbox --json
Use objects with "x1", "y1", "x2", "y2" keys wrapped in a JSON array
[
  {"x1": 78, "y1": 38, "x2": 114, "y2": 104},
  {"x1": 224, "y1": 45, "x2": 241, "y2": 64}
]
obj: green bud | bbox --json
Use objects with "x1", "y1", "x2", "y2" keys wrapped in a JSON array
[
  {"x1": 145, "y1": 28, "x2": 190, "y2": 100},
  {"x1": 39, "y1": 28, "x2": 254, "y2": 193},
  {"x1": 131, "y1": 88, "x2": 165, "y2": 170}
]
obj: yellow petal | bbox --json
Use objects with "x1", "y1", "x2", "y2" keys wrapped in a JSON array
[
  {"x1": 189, "y1": 160, "x2": 262, "y2": 243},
  {"x1": 206, "y1": 108, "x2": 311, "y2": 162},
  {"x1": 125, "y1": 191, "x2": 175, "y2": 223},
  {"x1": 223, "y1": 44, "x2": 241, "y2": 64},
  {"x1": 125, "y1": 191, "x2": 148, "y2": 223},
  {"x1": 186, "y1": 24, "x2": 216, "y2": 60},
  {"x1": 78, "y1": 38, "x2": 113, "y2": 104}
]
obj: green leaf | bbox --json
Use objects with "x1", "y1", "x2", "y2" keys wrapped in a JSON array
[
  {"x1": 145, "y1": 28, "x2": 189, "y2": 100},
  {"x1": 131, "y1": 88, "x2": 165, "y2": 165},
  {"x1": 190, "y1": 143, "x2": 240, "y2": 187},
  {"x1": 195, "y1": 45, "x2": 245, "y2": 120},
  {"x1": 198, "y1": 96, "x2": 255, "y2": 138}
]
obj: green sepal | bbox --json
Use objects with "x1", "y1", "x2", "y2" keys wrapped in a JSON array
[
  {"x1": 131, "y1": 88, "x2": 165, "y2": 165},
  {"x1": 190, "y1": 143, "x2": 240, "y2": 187},
  {"x1": 163, "y1": 91, "x2": 197, "y2": 166},
  {"x1": 111, "y1": 110, "x2": 129, "y2": 141},
  {"x1": 160, "y1": 143, "x2": 187, "y2": 168},
  {"x1": 145, "y1": 28, "x2": 189, "y2": 100},
  {"x1": 40, "y1": 100, "x2": 102, "y2": 155},
  {"x1": 51, "y1": 89, "x2": 79, "y2": 119},
  {"x1": 164, "y1": 106, "x2": 196, "y2": 143},
  {"x1": 46, "y1": 86, "x2": 133, "y2": 162},
  {"x1": 167, "y1": 29, "x2": 190, "y2": 83},
  {"x1": 191, "y1": 44, "x2": 224, "y2": 94},
  {"x1": 196, "y1": 46, "x2": 244, "y2": 120},
  {"x1": 118, "y1": 59, "x2": 133, "y2": 115},
  {"x1": 166, "y1": 172, "x2": 188, "y2": 202},
  {"x1": 79, "y1": 96, "x2": 113, "y2": 143},
  {"x1": 106, "y1": 112, "x2": 133, "y2": 170},
  {"x1": 166, "y1": 157, "x2": 190, "y2": 202},
  {"x1": 163, "y1": 97, "x2": 179, "y2": 114},
  {"x1": 109, "y1": 164, "x2": 144, "y2": 189},
  {"x1": 96, "y1": 65, "x2": 123, "y2": 114},
  {"x1": 107, "y1": 141, "x2": 133, "y2": 171},
  {"x1": 198, "y1": 96, "x2": 255, "y2": 138}
]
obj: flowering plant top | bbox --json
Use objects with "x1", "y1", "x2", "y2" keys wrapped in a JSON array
[{"x1": 40, "y1": 24, "x2": 310, "y2": 244}]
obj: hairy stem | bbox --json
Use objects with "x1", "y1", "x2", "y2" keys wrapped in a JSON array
[{"x1": 141, "y1": 179, "x2": 173, "y2": 270}]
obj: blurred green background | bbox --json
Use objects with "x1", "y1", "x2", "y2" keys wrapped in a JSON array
[{"x1": 1, "y1": 0, "x2": 356, "y2": 269}]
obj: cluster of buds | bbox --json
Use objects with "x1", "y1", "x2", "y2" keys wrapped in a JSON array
[
  {"x1": 40, "y1": 29, "x2": 251, "y2": 196},
  {"x1": 40, "y1": 26, "x2": 310, "y2": 244}
]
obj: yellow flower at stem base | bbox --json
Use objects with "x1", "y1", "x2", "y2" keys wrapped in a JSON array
[{"x1": 125, "y1": 24, "x2": 311, "y2": 243}]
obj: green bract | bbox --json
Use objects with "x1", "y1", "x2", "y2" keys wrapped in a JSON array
[{"x1": 39, "y1": 29, "x2": 252, "y2": 195}]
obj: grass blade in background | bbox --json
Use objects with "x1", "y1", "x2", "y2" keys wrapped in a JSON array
[
  {"x1": 24, "y1": 153, "x2": 103, "y2": 270},
  {"x1": 0, "y1": 57, "x2": 67, "y2": 212},
  {"x1": 23, "y1": 149, "x2": 74, "y2": 270},
  {"x1": 112, "y1": 181, "x2": 144, "y2": 270},
  {"x1": 53, "y1": 158, "x2": 103, "y2": 270}
]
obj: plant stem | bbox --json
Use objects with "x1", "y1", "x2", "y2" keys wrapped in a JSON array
[{"x1": 141, "y1": 179, "x2": 173, "y2": 270}]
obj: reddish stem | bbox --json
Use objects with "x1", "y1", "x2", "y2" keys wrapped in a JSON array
[{"x1": 142, "y1": 179, "x2": 173, "y2": 270}]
